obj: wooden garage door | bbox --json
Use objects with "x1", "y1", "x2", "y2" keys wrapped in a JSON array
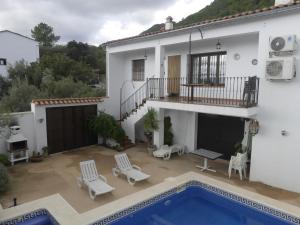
[{"x1": 46, "y1": 105, "x2": 97, "y2": 154}]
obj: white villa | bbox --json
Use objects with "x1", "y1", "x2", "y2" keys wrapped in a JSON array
[
  {"x1": 102, "y1": 0, "x2": 300, "y2": 194},
  {"x1": 2, "y1": 1, "x2": 300, "y2": 225},
  {"x1": 0, "y1": 30, "x2": 39, "y2": 77}
]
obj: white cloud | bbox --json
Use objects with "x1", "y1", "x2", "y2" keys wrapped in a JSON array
[
  {"x1": 153, "y1": 0, "x2": 214, "y2": 23},
  {"x1": 0, "y1": 0, "x2": 214, "y2": 45}
]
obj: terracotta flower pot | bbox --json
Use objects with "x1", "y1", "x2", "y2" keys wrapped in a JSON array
[{"x1": 30, "y1": 156, "x2": 43, "y2": 163}]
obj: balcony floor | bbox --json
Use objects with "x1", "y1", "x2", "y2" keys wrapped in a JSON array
[{"x1": 150, "y1": 96, "x2": 257, "y2": 108}]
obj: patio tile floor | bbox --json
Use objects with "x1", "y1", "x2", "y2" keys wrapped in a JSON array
[{"x1": 1, "y1": 144, "x2": 299, "y2": 213}]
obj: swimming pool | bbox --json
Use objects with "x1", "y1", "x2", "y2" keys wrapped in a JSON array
[
  {"x1": 93, "y1": 181, "x2": 300, "y2": 225},
  {"x1": 0, "y1": 209, "x2": 59, "y2": 225}
]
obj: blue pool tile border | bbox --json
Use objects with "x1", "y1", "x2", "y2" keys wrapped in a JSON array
[
  {"x1": 91, "y1": 180, "x2": 300, "y2": 225},
  {"x1": 0, "y1": 208, "x2": 60, "y2": 225}
]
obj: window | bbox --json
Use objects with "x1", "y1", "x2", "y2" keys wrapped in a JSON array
[
  {"x1": 132, "y1": 59, "x2": 145, "y2": 81},
  {"x1": 0, "y1": 58, "x2": 7, "y2": 66},
  {"x1": 190, "y1": 51, "x2": 227, "y2": 84}
]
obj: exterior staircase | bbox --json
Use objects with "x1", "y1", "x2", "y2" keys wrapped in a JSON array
[
  {"x1": 122, "y1": 135, "x2": 135, "y2": 150},
  {"x1": 120, "y1": 81, "x2": 150, "y2": 144}
]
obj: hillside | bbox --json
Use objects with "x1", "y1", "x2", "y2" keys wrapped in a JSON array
[{"x1": 142, "y1": 0, "x2": 274, "y2": 34}]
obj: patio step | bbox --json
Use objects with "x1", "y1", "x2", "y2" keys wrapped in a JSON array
[{"x1": 122, "y1": 136, "x2": 135, "y2": 150}]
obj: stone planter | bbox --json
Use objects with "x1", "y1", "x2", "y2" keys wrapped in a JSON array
[{"x1": 30, "y1": 156, "x2": 43, "y2": 163}]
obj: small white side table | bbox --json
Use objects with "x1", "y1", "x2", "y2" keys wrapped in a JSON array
[{"x1": 193, "y1": 148, "x2": 223, "y2": 172}]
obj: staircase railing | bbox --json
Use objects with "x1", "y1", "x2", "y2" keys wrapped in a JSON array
[{"x1": 120, "y1": 81, "x2": 148, "y2": 120}]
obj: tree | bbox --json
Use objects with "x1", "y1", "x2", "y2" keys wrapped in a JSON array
[
  {"x1": 0, "y1": 80, "x2": 40, "y2": 112},
  {"x1": 66, "y1": 41, "x2": 89, "y2": 61},
  {"x1": 0, "y1": 76, "x2": 11, "y2": 98},
  {"x1": 31, "y1": 23, "x2": 60, "y2": 47},
  {"x1": 6, "y1": 60, "x2": 43, "y2": 88}
]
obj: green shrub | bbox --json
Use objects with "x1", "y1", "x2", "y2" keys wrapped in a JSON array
[
  {"x1": 0, "y1": 154, "x2": 9, "y2": 166},
  {"x1": 89, "y1": 111, "x2": 125, "y2": 146},
  {"x1": 0, "y1": 163, "x2": 9, "y2": 193},
  {"x1": 164, "y1": 116, "x2": 173, "y2": 146},
  {"x1": 112, "y1": 125, "x2": 125, "y2": 144}
]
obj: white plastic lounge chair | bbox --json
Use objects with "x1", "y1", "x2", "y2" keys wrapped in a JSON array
[
  {"x1": 153, "y1": 144, "x2": 185, "y2": 160},
  {"x1": 78, "y1": 160, "x2": 115, "y2": 200},
  {"x1": 228, "y1": 152, "x2": 247, "y2": 180},
  {"x1": 112, "y1": 153, "x2": 150, "y2": 185}
]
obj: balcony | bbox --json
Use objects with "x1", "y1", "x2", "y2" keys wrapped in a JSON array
[{"x1": 121, "y1": 76, "x2": 259, "y2": 120}]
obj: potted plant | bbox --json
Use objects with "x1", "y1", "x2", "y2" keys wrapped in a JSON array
[
  {"x1": 89, "y1": 111, "x2": 115, "y2": 146},
  {"x1": 30, "y1": 151, "x2": 43, "y2": 162},
  {"x1": 143, "y1": 108, "x2": 159, "y2": 155},
  {"x1": 89, "y1": 111, "x2": 126, "y2": 150}
]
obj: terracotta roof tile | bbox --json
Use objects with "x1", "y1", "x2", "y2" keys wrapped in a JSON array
[
  {"x1": 103, "y1": 1, "x2": 300, "y2": 46},
  {"x1": 32, "y1": 97, "x2": 104, "y2": 106}
]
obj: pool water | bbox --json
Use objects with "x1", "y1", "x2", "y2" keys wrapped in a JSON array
[
  {"x1": 14, "y1": 215, "x2": 55, "y2": 225},
  {"x1": 108, "y1": 186, "x2": 295, "y2": 225}
]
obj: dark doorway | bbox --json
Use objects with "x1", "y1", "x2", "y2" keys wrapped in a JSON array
[
  {"x1": 197, "y1": 113, "x2": 245, "y2": 160},
  {"x1": 46, "y1": 105, "x2": 98, "y2": 154}
]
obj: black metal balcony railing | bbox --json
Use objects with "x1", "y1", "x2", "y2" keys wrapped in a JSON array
[{"x1": 121, "y1": 76, "x2": 259, "y2": 120}]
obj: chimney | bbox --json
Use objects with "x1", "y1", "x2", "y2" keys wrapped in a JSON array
[
  {"x1": 274, "y1": 0, "x2": 294, "y2": 6},
  {"x1": 165, "y1": 16, "x2": 174, "y2": 31}
]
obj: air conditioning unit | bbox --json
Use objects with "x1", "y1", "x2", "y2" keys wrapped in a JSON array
[
  {"x1": 269, "y1": 35, "x2": 297, "y2": 53},
  {"x1": 266, "y1": 57, "x2": 296, "y2": 80}
]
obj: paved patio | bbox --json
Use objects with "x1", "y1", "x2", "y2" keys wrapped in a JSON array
[{"x1": 1, "y1": 144, "x2": 300, "y2": 213}]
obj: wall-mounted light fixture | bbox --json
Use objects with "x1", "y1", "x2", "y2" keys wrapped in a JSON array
[
  {"x1": 216, "y1": 40, "x2": 222, "y2": 50},
  {"x1": 37, "y1": 118, "x2": 44, "y2": 123},
  {"x1": 144, "y1": 49, "x2": 148, "y2": 60},
  {"x1": 281, "y1": 130, "x2": 288, "y2": 136}
]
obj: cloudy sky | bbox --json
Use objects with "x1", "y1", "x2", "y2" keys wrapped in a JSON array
[{"x1": 0, "y1": 0, "x2": 213, "y2": 45}]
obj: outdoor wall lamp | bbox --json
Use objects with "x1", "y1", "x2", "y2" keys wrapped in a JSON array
[
  {"x1": 281, "y1": 130, "x2": 288, "y2": 136},
  {"x1": 216, "y1": 40, "x2": 222, "y2": 50},
  {"x1": 37, "y1": 118, "x2": 44, "y2": 123}
]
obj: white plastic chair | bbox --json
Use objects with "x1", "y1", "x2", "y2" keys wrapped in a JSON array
[
  {"x1": 112, "y1": 153, "x2": 150, "y2": 185},
  {"x1": 228, "y1": 152, "x2": 248, "y2": 180},
  {"x1": 78, "y1": 160, "x2": 115, "y2": 200},
  {"x1": 153, "y1": 144, "x2": 184, "y2": 160}
]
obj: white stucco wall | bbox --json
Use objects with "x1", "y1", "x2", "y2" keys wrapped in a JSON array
[
  {"x1": 0, "y1": 31, "x2": 39, "y2": 77},
  {"x1": 164, "y1": 33, "x2": 259, "y2": 79},
  {"x1": 164, "y1": 109, "x2": 197, "y2": 152},
  {"x1": 106, "y1": 8, "x2": 300, "y2": 193},
  {"x1": 102, "y1": 49, "x2": 155, "y2": 118},
  {"x1": 250, "y1": 14, "x2": 300, "y2": 193},
  {"x1": 0, "y1": 112, "x2": 35, "y2": 155}
]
